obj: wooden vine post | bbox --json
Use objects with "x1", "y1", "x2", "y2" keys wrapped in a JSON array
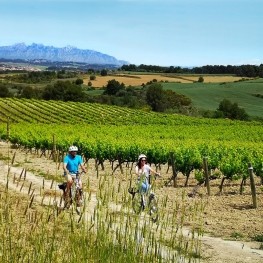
[
  {"x1": 170, "y1": 152, "x2": 177, "y2": 187},
  {"x1": 248, "y1": 163, "x2": 257, "y2": 208},
  {"x1": 203, "y1": 157, "x2": 210, "y2": 196},
  {"x1": 52, "y1": 134, "x2": 57, "y2": 162}
]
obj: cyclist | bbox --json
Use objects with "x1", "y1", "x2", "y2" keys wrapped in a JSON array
[
  {"x1": 63, "y1": 145, "x2": 87, "y2": 200},
  {"x1": 135, "y1": 154, "x2": 160, "y2": 193}
]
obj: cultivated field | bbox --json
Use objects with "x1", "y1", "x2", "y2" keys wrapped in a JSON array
[
  {"x1": 162, "y1": 78, "x2": 263, "y2": 118},
  {"x1": 83, "y1": 73, "x2": 246, "y2": 87},
  {"x1": 0, "y1": 98, "x2": 262, "y2": 262},
  {"x1": 82, "y1": 73, "x2": 263, "y2": 118}
]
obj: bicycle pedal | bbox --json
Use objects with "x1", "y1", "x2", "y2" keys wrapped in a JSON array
[{"x1": 149, "y1": 193, "x2": 155, "y2": 200}]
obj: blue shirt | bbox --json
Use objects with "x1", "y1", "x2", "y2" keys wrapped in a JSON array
[{"x1": 63, "y1": 154, "x2": 83, "y2": 173}]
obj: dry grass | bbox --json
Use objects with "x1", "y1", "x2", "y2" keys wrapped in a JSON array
[
  {"x1": 159, "y1": 176, "x2": 263, "y2": 240},
  {"x1": 83, "y1": 74, "x2": 246, "y2": 88}
]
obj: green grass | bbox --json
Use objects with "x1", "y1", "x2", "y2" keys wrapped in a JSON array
[
  {"x1": 162, "y1": 79, "x2": 263, "y2": 118},
  {"x1": 85, "y1": 88, "x2": 104, "y2": 96}
]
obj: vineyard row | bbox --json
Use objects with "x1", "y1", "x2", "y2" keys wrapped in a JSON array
[{"x1": 0, "y1": 123, "x2": 262, "y2": 184}]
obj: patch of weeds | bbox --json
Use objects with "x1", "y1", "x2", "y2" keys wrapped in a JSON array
[
  {"x1": 230, "y1": 232, "x2": 244, "y2": 239},
  {"x1": 24, "y1": 159, "x2": 33, "y2": 163},
  {"x1": 253, "y1": 235, "x2": 263, "y2": 250},
  {"x1": 0, "y1": 153, "x2": 11, "y2": 161},
  {"x1": 252, "y1": 234, "x2": 263, "y2": 242}
]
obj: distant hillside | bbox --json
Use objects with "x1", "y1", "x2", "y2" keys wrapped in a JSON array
[{"x1": 0, "y1": 43, "x2": 128, "y2": 66}]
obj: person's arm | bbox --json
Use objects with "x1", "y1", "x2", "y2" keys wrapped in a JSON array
[
  {"x1": 79, "y1": 156, "x2": 87, "y2": 173},
  {"x1": 63, "y1": 156, "x2": 68, "y2": 175},
  {"x1": 80, "y1": 163, "x2": 87, "y2": 173},
  {"x1": 149, "y1": 167, "x2": 160, "y2": 177}
]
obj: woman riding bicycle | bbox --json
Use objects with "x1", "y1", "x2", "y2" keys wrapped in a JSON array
[
  {"x1": 63, "y1": 145, "x2": 87, "y2": 198},
  {"x1": 135, "y1": 154, "x2": 160, "y2": 193}
]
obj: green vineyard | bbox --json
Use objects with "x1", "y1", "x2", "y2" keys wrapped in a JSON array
[{"x1": 0, "y1": 98, "x2": 262, "y2": 183}]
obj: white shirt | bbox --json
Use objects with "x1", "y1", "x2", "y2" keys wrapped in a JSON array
[{"x1": 135, "y1": 164, "x2": 151, "y2": 179}]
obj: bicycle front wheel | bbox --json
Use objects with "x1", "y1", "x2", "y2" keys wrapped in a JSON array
[{"x1": 149, "y1": 195, "x2": 158, "y2": 222}]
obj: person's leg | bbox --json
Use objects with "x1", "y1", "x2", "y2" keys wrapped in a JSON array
[
  {"x1": 78, "y1": 178, "x2": 83, "y2": 199},
  {"x1": 140, "y1": 182, "x2": 149, "y2": 193},
  {"x1": 78, "y1": 177, "x2": 82, "y2": 189},
  {"x1": 64, "y1": 173, "x2": 73, "y2": 203}
]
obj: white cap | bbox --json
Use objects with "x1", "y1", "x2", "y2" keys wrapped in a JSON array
[
  {"x1": 68, "y1": 145, "x2": 78, "y2": 152},
  {"x1": 138, "y1": 154, "x2": 147, "y2": 161}
]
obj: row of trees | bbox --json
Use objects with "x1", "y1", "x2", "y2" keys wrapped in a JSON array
[
  {"x1": 0, "y1": 79, "x2": 193, "y2": 113},
  {"x1": 121, "y1": 64, "x2": 263, "y2": 78},
  {"x1": 4, "y1": 70, "x2": 79, "y2": 84},
  {"x1": 101, "y1": 80, "x2": 192, "y2": 113},
  {"x1": 0, "y1": 78, "x2": 250, "y2": 120}
]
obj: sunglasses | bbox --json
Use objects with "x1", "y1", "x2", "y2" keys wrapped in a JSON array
[{"x1": 141, "y1": 159, "x2": 147, "y2": 162}]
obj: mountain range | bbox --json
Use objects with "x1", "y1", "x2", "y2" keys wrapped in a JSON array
[{"x1": 0, "y1": 43, "x2": 128, "y2": 66}]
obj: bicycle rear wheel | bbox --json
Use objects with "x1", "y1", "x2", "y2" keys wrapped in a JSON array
[
  {"x1": 132, "y1": 193, "x2": 143, "y2": 214},
  {"x1": 148, "y1": 195, "x2": 158, "y2": 222}
]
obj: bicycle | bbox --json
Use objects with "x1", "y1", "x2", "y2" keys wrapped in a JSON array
[
  {"x1": 58, "y1": 171, "x2": 85, "y2": 215},
  {"x1": 129, "y1": 174, "x2": 159, "y2": 222}
]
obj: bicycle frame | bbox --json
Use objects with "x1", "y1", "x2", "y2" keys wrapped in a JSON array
[
  {"x1": 59, "y1": 171, "x2": 84, "y2": 214},
  {"x1": 70, "y1": 174, "x2": 81, "y2": 200}
]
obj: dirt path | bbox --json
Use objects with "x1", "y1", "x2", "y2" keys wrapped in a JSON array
[{"x1": 0, "y1": 141, "x2": 262, "y2": 263}]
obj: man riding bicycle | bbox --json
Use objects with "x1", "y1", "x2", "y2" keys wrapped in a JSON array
[{"x1": 63, "y1": 145, "x2": 87, "y2": 201}]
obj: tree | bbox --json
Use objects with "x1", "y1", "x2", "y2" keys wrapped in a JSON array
[
  {"x1": 218, "y1": 99, "x2": 232, "y2": 118},
  {"x1": 215, "y1": 99, "x2": 249, "y2": 120},
  {"x1": 163, "y1": 90, "x2": 192, "y2": 110},
  {"x1": 75, "y1": 78, "x2": 83, "y2": 85},
  {"x1": 198, "y1": 76, "x2": 204, "y2": 82},
  {"x1": 87, "y1": 68, "x2": 95, "y2": 74},
  {"x1": 42, "y1": 81, "x2": 86, "y2": 102},
  {"x1": 0, "y1": 85, "x2": 11, "y2": 97},
  {"x1": 146, "y1": 83, "x2": 165, "y2": 112},
  {"x1": 100, "y1": 69, "x2": 108, "y2": 76},
  {"x1": 90, "y1": 75, "x2": 96, "y2": 81},
  {"x1": 103, "y1": 79, "x2": 125, "y2": 95},
  {"x1": 20, "y1": 86, "x2": 39, "y2": 99}
]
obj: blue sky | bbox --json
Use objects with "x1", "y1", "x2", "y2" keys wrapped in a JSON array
[{"x1": 1, "y1": 0, "x2": 262, "y2": 67}]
